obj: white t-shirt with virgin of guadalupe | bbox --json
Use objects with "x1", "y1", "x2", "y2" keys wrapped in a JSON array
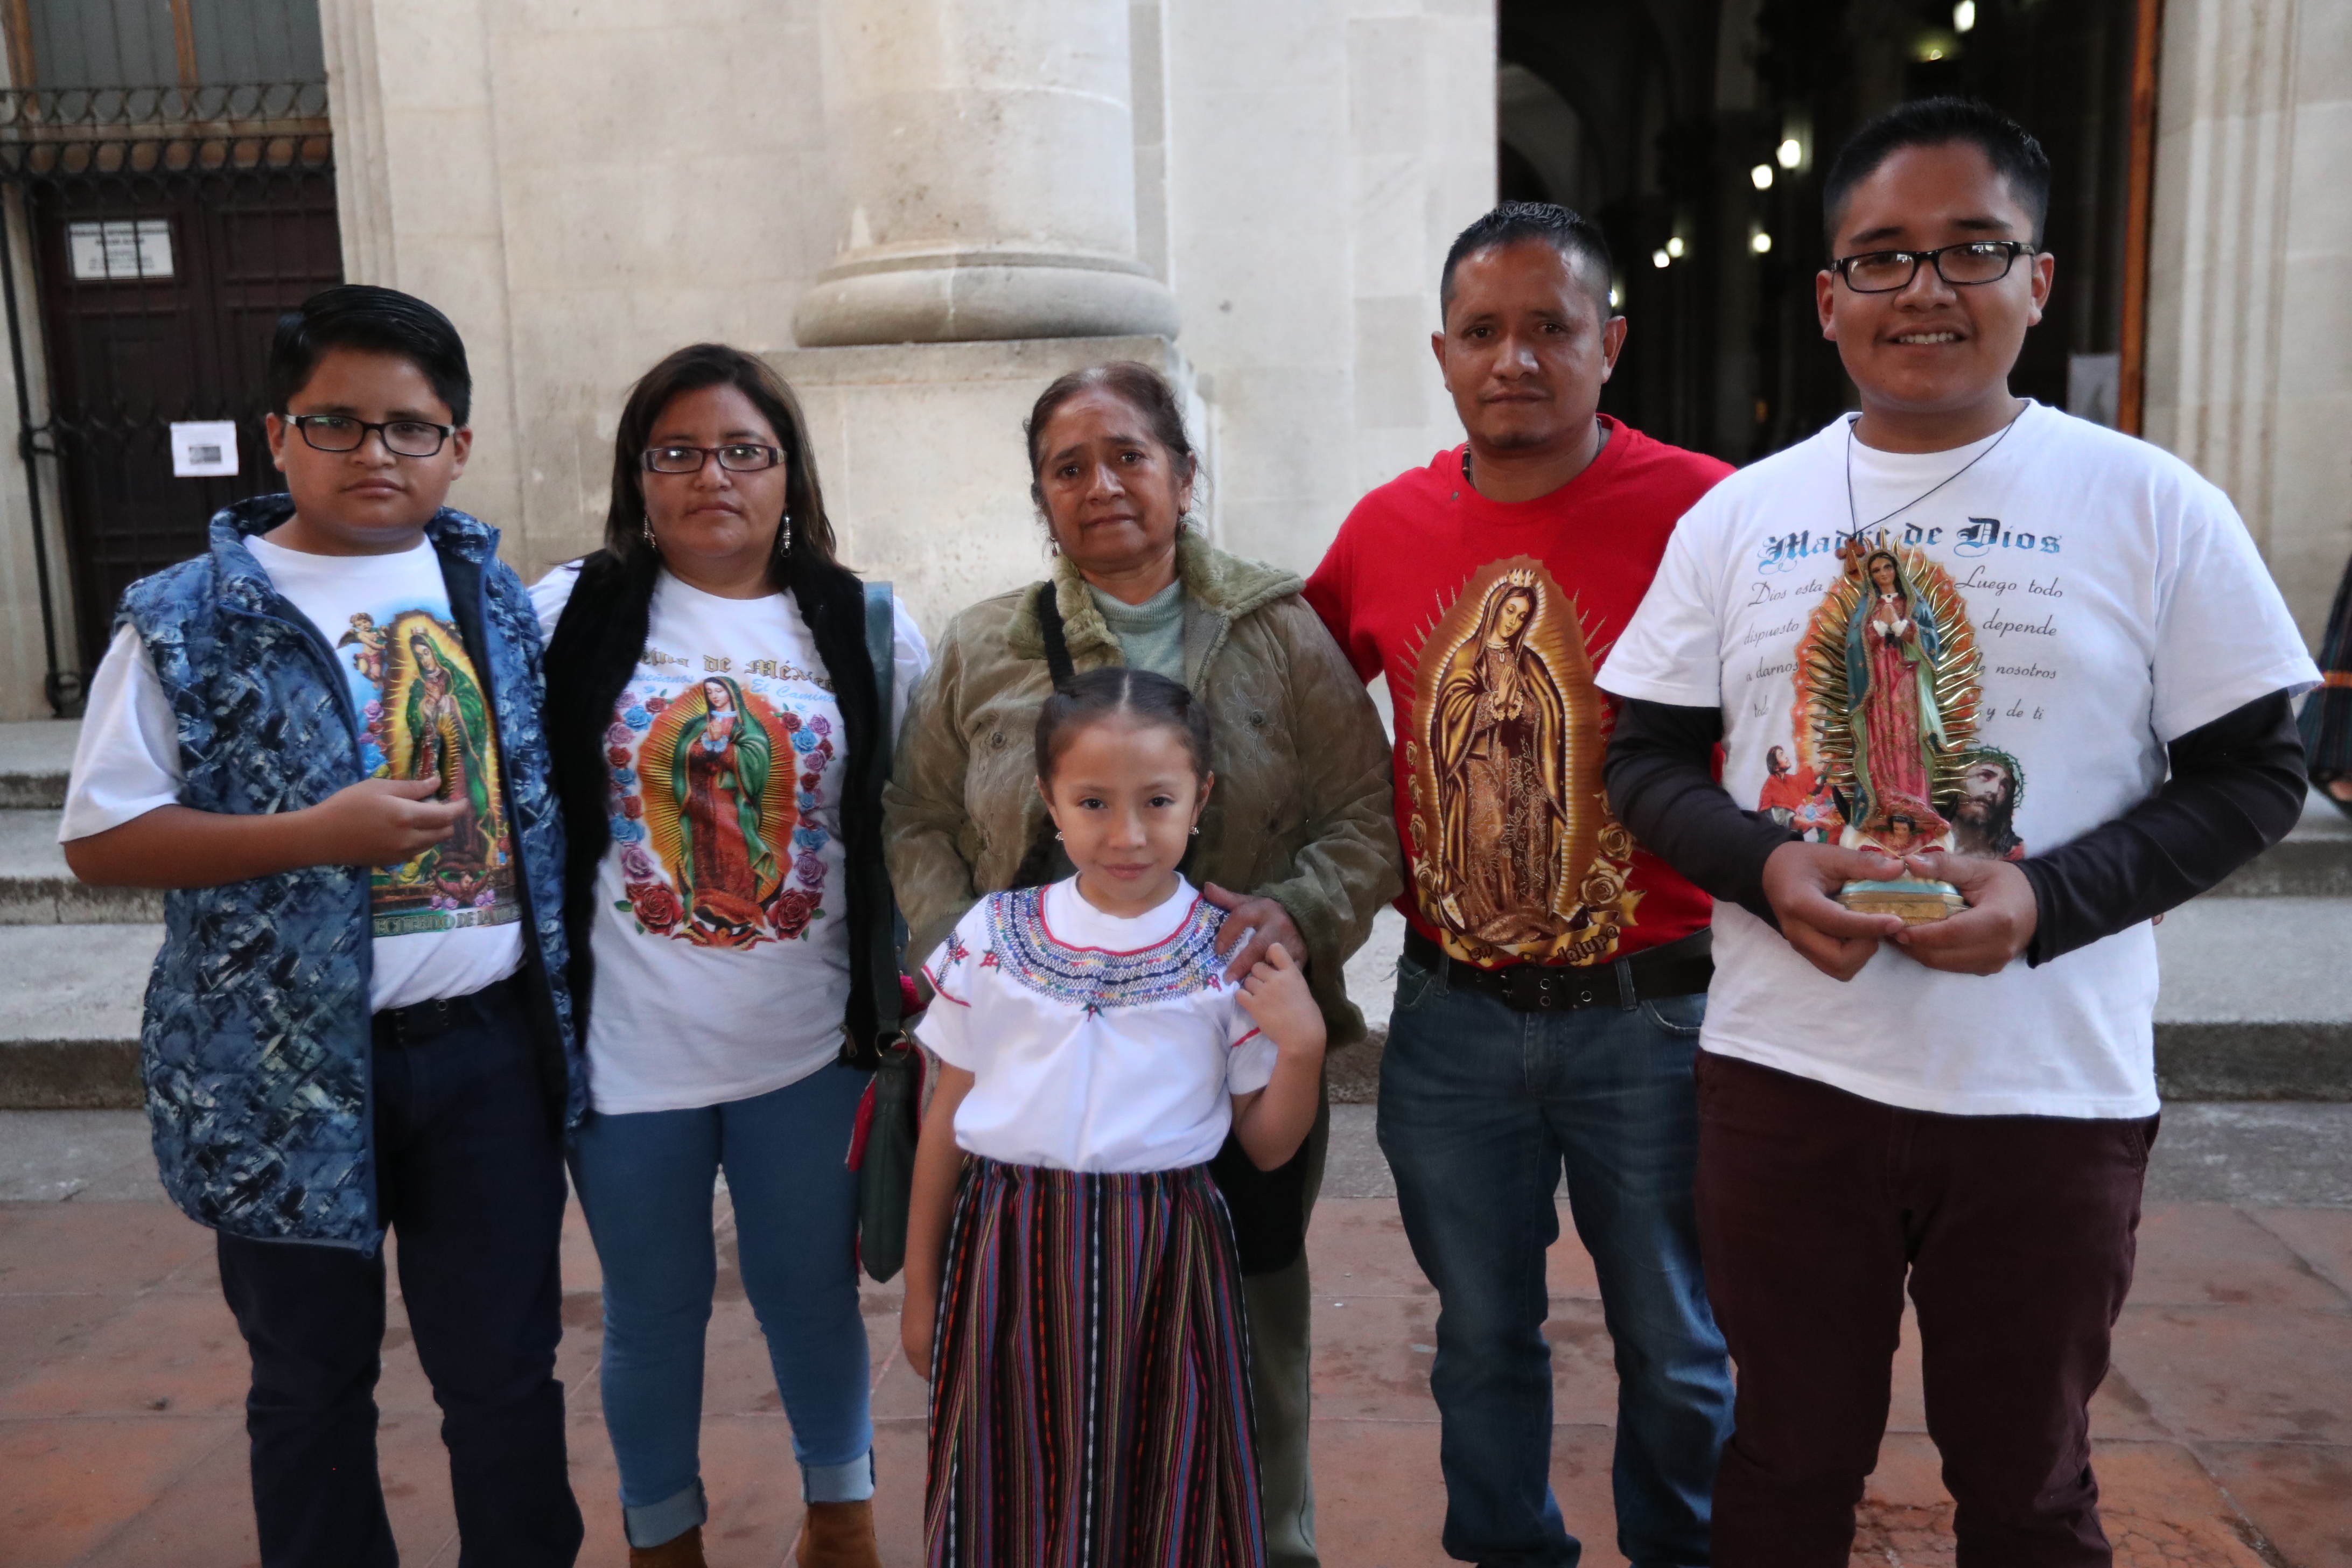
[
  {"x1": 62, "y1": 534, "x2": 527, "y2": 1011},
  {"x1": 533, "y1": 563, "x2": 928, "y2": 1115},
  {"x1": 1598, "y1": 402, "x2": 2318, "y2": 1121},
  {"x1": 914, "y1": 876, "x2": 1280, "y2": 1173}
]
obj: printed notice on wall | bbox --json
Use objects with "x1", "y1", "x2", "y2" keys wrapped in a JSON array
[
  {"x1": 170, "y1": 421, "x2": 237, "y2": 478},
  {"x1": 67, "y1": 219, "x2": 174, "y2": 281}
]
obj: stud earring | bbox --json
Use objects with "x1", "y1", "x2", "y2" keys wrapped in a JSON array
[
  {"x1": 1054, "y1": 831, "x2": 1064, "y2": 842},
  {"x1": 1190, "y1": 826, "x2": 1200, "y2": 836}
]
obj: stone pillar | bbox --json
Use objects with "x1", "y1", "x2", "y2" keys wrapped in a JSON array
[
  {"x1": 2141, "y1": 0, "x2": 2352, "y2": 640},
  {"x1": 793, "y1": 0, "x2": 1181, "y2": 347}
]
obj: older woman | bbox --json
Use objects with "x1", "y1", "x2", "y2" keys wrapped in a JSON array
[
  {"x1": 538, "y1": 344, "x2": 926, "y2": 1568},
  {"x1": 885, "y1": 361, "x2": 1399, "y2": 1568}
]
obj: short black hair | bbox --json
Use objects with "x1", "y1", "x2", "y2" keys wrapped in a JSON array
[
  {"x1": 1822, "y1": 97, "x2": 2052, "y2": 249},
  {"x1": 1439, "y1": 202, "x2": 1614, "y2": 325},
  {"x1": 267, "y1": 284, "x2": 472, "y2": 425}
]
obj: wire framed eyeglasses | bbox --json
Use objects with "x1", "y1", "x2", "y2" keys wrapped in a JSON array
[
  {"x1": 1829, "y1": 240, "x2": 2038, "y2": 293},
  {"x1": 640, "y1": 444, "x2": 783, "y2": 475}
]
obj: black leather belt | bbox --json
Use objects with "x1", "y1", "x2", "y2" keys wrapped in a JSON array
[
  {"x1": 1402, "y1": 926, "x2": 1713, "y2": 1013},
  {"x1": 372, "y1": 973, "x2": 524, "y2": 1051}
]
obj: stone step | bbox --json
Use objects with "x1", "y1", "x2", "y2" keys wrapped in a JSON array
[
  {"x1": 0, "y1": 809, "x2": 163, "y2": 923},
  {"x1": 0, "y1": 718, "x2": 78, "y2": 810},
  {"x1": 0, "y1": 923, "x2": 160, "y2": 1108},
  {"x1": 1327, "y1": 899, "x2": 2352, "y2": 1104},
  {"x1": 2207, "y1": 787, "x2": 2352, "y2": 897}
]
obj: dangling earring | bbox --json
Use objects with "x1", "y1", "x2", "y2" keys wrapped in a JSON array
[
  {"x1": 641, "y1": 519, "x2": 659, "y2": 552},
  {"x1": 777, "y1": 513, "x2": 793, "y2": 556}
]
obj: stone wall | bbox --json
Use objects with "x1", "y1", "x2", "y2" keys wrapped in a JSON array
[{"x1": 317, "y1": 0, "x2": 1495, "y2": 632}]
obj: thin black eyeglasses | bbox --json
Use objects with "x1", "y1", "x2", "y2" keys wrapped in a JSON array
[
  {"x1": 641, "y1": 444, "x2": 782, "y2": 474},
  {"x1": 1829, "y1": 240, "x2": 2037, "y2": 293},
  {"x1": 288, "y1": 414, "x2": 458, "y2": 457}
]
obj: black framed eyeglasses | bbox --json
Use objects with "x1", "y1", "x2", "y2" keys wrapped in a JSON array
[
  {"x1": 1829, "y1": 240, "x2": 2038, "y2": 293},
  {"x1": 288, "y1": 414, "x2": 457, "y2": 457},
  {"x1": 641, "y1": 443, "x2": 783, "y2": 475}
]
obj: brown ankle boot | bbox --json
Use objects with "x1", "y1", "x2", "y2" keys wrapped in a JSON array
[
  {"x1": 793, "y1": 1499, "x2": 881, "y2": 1568},
  {"x1": 628, "y1": 1523, "x2": 708, "y2": 1567}
]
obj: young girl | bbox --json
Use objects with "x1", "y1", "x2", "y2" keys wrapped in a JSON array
[{"x1": 900, "y1": 667, "x2": 1327, "y2": 1568}]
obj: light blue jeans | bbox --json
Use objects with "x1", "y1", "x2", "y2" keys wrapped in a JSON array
[
  {"x1": 570, "y1": 1065, "x2": 874, "y2": 1549},
  {"x1": 1378, "y1": 950, "x2": 1733, "y2": 1568}
]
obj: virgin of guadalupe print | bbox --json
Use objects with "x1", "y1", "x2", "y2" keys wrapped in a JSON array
[
  {"x1": 1403, "y1": 557, "x2": 1636, "y2": 965},
  {"x1": 608, "y1": 674, "x2": 829, "y2": 950},
  {"x1": 1789, "y1": 533, "x2": 2021, "y2": 860},
  {"x1": 338, "y1": 610, "x2": 520, "y2": 936}
]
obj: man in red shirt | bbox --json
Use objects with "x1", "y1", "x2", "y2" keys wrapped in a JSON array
[{"x1": 1304, "y1": 204, "x2": 1734, "y2": 1567}]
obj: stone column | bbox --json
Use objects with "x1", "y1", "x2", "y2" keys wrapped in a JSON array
[
  {"x1": 2141, "y1": 0, "x2": 2352, "y2": 639},
  {"x1": 793, "y1": 0, "x2": 1181, "y2": 347}
]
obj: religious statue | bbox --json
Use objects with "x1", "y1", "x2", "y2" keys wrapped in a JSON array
[{"x1": 1796, "y1": 535, "x2": 1986, "y2": 922}]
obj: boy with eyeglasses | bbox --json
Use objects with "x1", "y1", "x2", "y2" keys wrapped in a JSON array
[
  {"x1": 61, "y1": 284, "x2": 585, "y2": 1566},
  {"x1": 1598, "y1": 99, "x2": 2315, "y2": 1565}
]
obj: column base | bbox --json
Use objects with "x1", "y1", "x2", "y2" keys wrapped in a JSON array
[
  {"x1": 792, "y1": 257, "x2": 1181, "y2": 348},
  {"x1": 768, "y1": 337, "x2": 1201, "y2": 637}
]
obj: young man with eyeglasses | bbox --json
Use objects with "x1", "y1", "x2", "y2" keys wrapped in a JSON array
[
  {"x1": 1597, "y1": 99, "x2": 2315, "y2": 1565},
  {"x1": 61, "y1": 284, "x2": 586, "y2": 1565}
]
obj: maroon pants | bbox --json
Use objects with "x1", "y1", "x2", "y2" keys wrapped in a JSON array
[{"x1": 1693, "y1": 1051, "x2": 2155, "y2": 1568}]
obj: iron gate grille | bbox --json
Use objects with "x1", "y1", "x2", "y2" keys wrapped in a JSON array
[{"x1": 0, "y1": 82, "x2": 341, "y2": 712}]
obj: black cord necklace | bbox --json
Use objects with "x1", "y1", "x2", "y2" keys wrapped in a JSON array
[{"x1": 1843, "y1": 403, "x2": 2025, "y2": 540}]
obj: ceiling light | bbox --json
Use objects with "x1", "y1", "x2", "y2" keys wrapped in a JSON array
[
  {"x1": 1666, "y1": 236, "x2": 1686, "y2": 258},
  {"x1": 1954, "y1": 0, "x2": 1976, "y2": 31},
  {"x1": 1777, "y1": 137, "x2": 1802, "y2": 170},
  {"x1": 1751, "y1": 232, "x2": 1773, "y2": 254},
  {"x1": 1651, "y1": 249, "x2": 1670, "y2": 269},
  {"x1": 1608, "y1": 286, "x2": 1621, "y2": 308},
  {"x1": 1751, "y1": 163, "x2": 1774, "y2": 190}
]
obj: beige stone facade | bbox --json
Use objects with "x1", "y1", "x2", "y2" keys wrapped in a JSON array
[
  {"x1": 0, "y1": 0, "x2": 2342, "y2": 715},
  {"x1": 306, "y1": 0, "x2": 1492, "y2": 643},
  {"x1": 2141, "y1": 0, "x2": 2352, "y2": 640}
]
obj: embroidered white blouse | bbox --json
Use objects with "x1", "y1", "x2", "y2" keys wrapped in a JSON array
[{"x1": 914, "y1": 876, "x2": 1279, "y2": 1173}]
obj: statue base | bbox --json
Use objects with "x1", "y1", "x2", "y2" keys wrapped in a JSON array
[{"x1": 1838, "y1": 877, "x2": 1966, "y2": 925}]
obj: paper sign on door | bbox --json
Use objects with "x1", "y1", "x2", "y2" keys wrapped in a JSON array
[{"x1": 170, "y1": 421, "x2": 238, "y2": 478}]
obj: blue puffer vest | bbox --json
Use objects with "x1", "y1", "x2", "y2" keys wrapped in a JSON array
[{"x1": 117, "y1": 495, "x2": 583, "y2": 1251}]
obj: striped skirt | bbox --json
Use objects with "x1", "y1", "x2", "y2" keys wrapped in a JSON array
[{"x1": 925, "y1": 1157, "x2": 1266, "y2": 1568}]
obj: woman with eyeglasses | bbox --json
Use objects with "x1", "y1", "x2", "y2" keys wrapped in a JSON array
[{"x1": 534, "y1": 344, "x2": 926, "y2": 1568}]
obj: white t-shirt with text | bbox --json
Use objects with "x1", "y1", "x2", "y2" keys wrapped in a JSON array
[
  {"x1": 533, "y1": 563, "x2": 928, "y2": 1115},
  {"x1": 1598, "y1": 403, "x2": 2316, "y2": 1119},
  {"x1": 62, "y1": 534, "x2": 527, "y2": 1011}
]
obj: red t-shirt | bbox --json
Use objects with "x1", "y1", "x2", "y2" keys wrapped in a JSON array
[{"x1": 1303, "y1": 417, "x2": 1730, "y2": 969}]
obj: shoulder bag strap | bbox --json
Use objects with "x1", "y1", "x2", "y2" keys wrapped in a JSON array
[
  {"x1": 1033, "y1": 579, "x2": 1077, "y2": 691},
  {"x1": 862, "y1": 581, "x2": 905, "y2": 1041}
]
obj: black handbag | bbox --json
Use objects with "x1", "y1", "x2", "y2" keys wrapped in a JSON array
[{"x1": 848, "y1": 581, "x2": 921, "y2": 1282}]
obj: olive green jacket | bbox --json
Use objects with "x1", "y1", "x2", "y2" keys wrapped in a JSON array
[{"x1": 885, "y1": 530, "x2": 1402, "y2": 1044}]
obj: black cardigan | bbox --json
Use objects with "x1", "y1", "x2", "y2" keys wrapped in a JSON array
[{"x1": 543, "y1": 547, "x2": 895, "y2": 1067}]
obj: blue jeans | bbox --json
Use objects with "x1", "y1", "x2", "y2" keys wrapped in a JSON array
[
  {"x1": 570, "y1": 1066, "x2": 874, "y2": 1549},
  {"x1": 1377, "y1": 951, "x2": 1732, "y2": 1568}
]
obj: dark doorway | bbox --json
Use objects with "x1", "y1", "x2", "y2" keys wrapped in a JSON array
[
  {"x1": 1497, "y1": 0, "x2": 2144, "y2": 466},
  {"x1": 1, "y1": 0, "x2": 337, "y2": 708}
]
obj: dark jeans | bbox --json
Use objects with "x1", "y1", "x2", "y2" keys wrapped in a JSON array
[
  {"x1": 215, "y1": 980, "x2": 582, "y2": 1568},
  {"x1": 1378, "y1": 950, "x2": 1733, "y2": 1568},
  {"x1": 1694, "y1": 1051, "x2": 2155, "y2": 1568}
]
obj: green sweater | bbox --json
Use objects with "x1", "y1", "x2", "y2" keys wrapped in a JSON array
[{"x1": 1089, "y1": 578, "x2": 1187, "y2": 679}]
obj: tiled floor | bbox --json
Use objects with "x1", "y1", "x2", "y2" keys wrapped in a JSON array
[{"x1": 4, "y1": 1184, "x2": 2349, "y2": 1565}]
